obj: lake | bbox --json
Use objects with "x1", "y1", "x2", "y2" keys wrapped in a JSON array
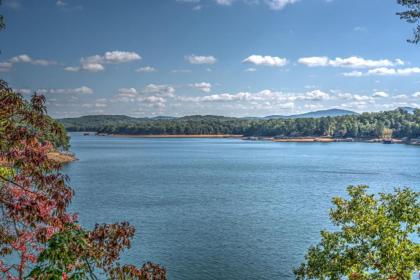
[{"x1": 64, "y1": 133, "x2": 420, "y2": 280}]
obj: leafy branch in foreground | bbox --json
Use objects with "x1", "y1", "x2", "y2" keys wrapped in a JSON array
[
  {"x1": 397, "y1": 0, "x2": 420, "y2": 44},
  {"x1": 0, "y1": 81, "x2": 166, "y2": 279},
  {"x1": 294, "y1": 185, "x2": 420, "y2": 280}
]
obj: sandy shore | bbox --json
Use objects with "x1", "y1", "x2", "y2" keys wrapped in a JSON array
[
  {"x1": 272, "y1": 137, "x2": 335, "y2": 143},
  {"x1": 47, "y1": 151, "x2": 77, "y2": 164},
  {"x1": 108, "y1": 134, "x2": 244, "y2": 138}
]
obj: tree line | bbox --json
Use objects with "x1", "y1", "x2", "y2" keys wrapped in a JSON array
[{"x1": 60, "y1": 108, "x2": 420, "y2": 139}]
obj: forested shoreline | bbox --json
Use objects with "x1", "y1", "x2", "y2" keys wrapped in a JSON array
[{"x1": 60, "y1": 108, "x2": 420, "y2": 139}]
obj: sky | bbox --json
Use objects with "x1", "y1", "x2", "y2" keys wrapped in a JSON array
[{"x1": 0, "y1": 0, "x2": 419, "y2": 118}]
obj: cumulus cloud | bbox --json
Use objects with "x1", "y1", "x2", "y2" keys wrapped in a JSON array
[
  {"x1": 3, "y1": 54, "x2": 57, "y2": 68},
  {"x1": 212, "y1": 0, "x2": 299, "y2": 10},
  {"x1": 373, "y1": 91, "x2": 389, "y2": 98},
  {"x1": 215, "y1": 0, "x2": 235, "y2": 5},
  {"x1": 304, "y1": 90, "x2": 330, "y2": 101},
  {"x1": 392, "y1": 94, "x2": 408, "y2": 99},
  {"x1": 37, "y1": 86, "x2": 93, "y2": 95},
  {"x1": 298, "y1": 56, "x2": 329, "y2": 67},
  {"x1": 245, "y1": 67, "x2": 257, "y2": 72},
  {"x1": 13, "y1": 88, "x2": 32, "y2": 94},
  {"x1": 179, "y1": 89, "x2": 330, "y2": 104},
  {"x1": 413, "y1": 92, "x2": 420, "y2": 98},
  {"x1": 341, "y1": 71, "x2": 363, "y2": 77},
  {"x1": 56, "y1": 0, "x2": 68, "y2": 6},
  {"x1": 66, "y1": 51, "x2": 141, "y2": 72},
  {"x1": 367, "y1": 67, "x2": 420, "y2": 76},
  {"x1": 179, "y1": 90, "x2": 292, "y2": 103},
  {"x1": 143, "y1": 84, "x2": 175, "y2": 97},
  {"x1": 135, "y1": 66, "x2": 157, "y2": 73},
  {"x1": 185, "y1": 55, "x2": 217, "y2": 65},
  {"x1": 103, "y1": 51, "x2": 141, "y2": 63},
  {"x1": 115, "y1": 86, "x2": 170, "y2": 108},
  {"x1": 337, "y1": 93, "x2": 373, "y2": 101},
  {"x1": 115, "y1": 88, "x2": 138, "y2": 102},
  {"x1": 343, "y1": 67, "x2": 420, "y2": 77},
  {"x1": 298, "y1": 56, "x2": 404, "y2": 68},
  {"x1": 264, "y1": 0, "x2": 298, "y2": 10},
  {"x1": 0, "y1": 62, "x2": 13, "y2": 72},
  {"x1": 191, "y1": 82, "x2": 212, "y2": 93},
  {"x1": 242, "y1": 55, "x2": 288, "y2": 67}
]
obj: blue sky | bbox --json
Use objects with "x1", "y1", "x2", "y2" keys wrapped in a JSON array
[{"x1": 1, "y1": 0, "x2": 419, "y2": 117}]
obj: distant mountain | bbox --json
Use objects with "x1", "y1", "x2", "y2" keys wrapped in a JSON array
[
  {"x1": 264, "y1": 109, "x2": 357, "y2": 119},
  {"x1": 150, "y1": 116, "x2": 177, "y2": 120},
  {"x1": 398, "y1": 107, "x2": 416, "y2": 114}
]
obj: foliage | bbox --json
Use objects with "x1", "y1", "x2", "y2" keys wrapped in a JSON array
[
  {"x1": 294, "y1": 185, "x2": 420, "y2": 280},
  {"x1": 60, "y1": 109, "x2": 420, "y2": 139},
  {"x1": 397, "y1": 0, "x2": 420, "y2": 44},
  {"x1": 0, "y1": 81, "x2": 166, "y2": 279},
  {"x1": 0, "y1": 0, "x2": 4, "y2": 31}
]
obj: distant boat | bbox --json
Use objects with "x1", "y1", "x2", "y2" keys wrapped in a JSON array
[{"x1": 383, "y1": 139, "x2": 394, "y2": 144}]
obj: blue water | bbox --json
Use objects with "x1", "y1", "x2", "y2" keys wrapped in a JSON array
[{"x1": 64, "y1": 133, "x2": 420, "y2": 280}]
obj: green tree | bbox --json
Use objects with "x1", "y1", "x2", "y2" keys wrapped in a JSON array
[
  {"x1": 0, "y1": 0, "x2": 4, "y2": 31},
  {"x1": 397, "y1": 0, "x2": 420, "y2": 43},
  {"x1": 294, "y1": 186, "x2": 420, "y2": 280}
]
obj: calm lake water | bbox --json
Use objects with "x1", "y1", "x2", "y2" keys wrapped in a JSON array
[{"x1": 64, "y1": 133, "x2": 420, "y2": 280}]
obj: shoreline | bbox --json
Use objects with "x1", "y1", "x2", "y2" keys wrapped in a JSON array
[
  {"x1": 90, "y1": 133, "x2": 419, "y2": 145},
  {"x1": 104, "y1": 134, "x2": 243, "y2": 138},
  {"x1": 47, "y1": 151, "x2": 78, "y2": 164}
]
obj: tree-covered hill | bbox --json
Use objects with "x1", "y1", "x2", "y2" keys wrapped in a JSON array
[
  {"x1": 264, "y1": 109, "x2": 357, "y2": 119},
  {"x1": 59, "y1": 108, "x2": 420, "y2": 139}
]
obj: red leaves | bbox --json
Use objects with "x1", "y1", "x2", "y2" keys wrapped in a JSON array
[
  {"x1": 0, "y1": 80, "x2": 166, "y2": 280},
  {"x1": 0, "y1": 81, "x2": 75, "y2": 279}
]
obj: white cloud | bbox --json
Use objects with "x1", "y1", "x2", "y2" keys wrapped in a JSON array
[
  {"x1": 209, "y1": 0, "x2": 298, "y2": 10},
  {"x1": 115, "y1": 88, "x2": 138, "y2": 102},
  {"x1": 191, "y1": 82, "x2": 212, "y2": 93},
  {"x1": 304, "y1": 90, "x2": 330, "y2": 101},
  {"x1": 337, "y1": 93, "x2": 373, "y2": 101},
  {"x1": 143, "y1": 84, "x2": 175, "y2": 97},
  {"x1": 13, "y1": 88, "x2": 32, "y2": 94},
  {"x1": 215, "y1": 0, "x2": 235, "y2": 5},
  {"x1": 135, "y1": 66, "x2": 157, "y2": 73},
  {"x1": 392, "y1": 94, "x2": 408, "y2": 99},
  {"x1": 64, "y1": 66, "x2": 80, "y2": 72},
  {"x1": 343, "y1": 67, "x2": 420, "y2": 77},
  {"x1": 353, "y1": 26, "x2": 367, "y2": 32},
  {"x1": 298, "y1": 56, "x2": 329, "y2": 67},
  {"x1": 264, "y1": 0, "x2": 298, "y2": 10},
  {"x1": 341, "y1": 71, "x2": 363, "y2": 77},
  {"x1": 243, "y1": 55, "x2": 288, "y2": 67},
  {"x1": 180, "y1": 90, "x2": 293, "y2": 103},
  {"x1": 245, "y1": 67, "x2": 257, "y2": 72},
  {"x1": 69, "y1": 51, "x2": 141, "y2": 72},
  {"x1": 373, "y1": 91, "x2": 389, "y2": 98},
  {"x1": 186, "y1": 55, "x2": 217, "y2": 65},
  {"x1": 413, "y1": 92, "x2": 420, "y2": 98},
  {"x1": 179, "y1": 89, "x2": 330, "y2": 104},
  {"x1": 0, "y1": 62, "x2": 13, "y2": 72},
  {"x1": 38, "y1": 86, "x2": 93, "y2": 95},
  {"x1": 9, "y1": 54, "x2": 56, "y2": 66},
  {"x1": 368, "y1": 67, "x2": 420, "y2": 76},
  {"x1": 298, "y1": 56, "x2": 404, "y2": 69},
  {"x1": 104, "y1": 51, "x2": 141, "y2": 63},
  {"x1": 56, "y1": 0, "x2": 68, "y2": 6}
]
